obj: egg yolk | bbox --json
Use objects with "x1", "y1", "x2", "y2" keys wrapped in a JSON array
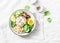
[{"x1": 28, "y1": 19, "x2": 34, "y2": 26}]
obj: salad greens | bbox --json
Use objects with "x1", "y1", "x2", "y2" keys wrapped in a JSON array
[
  {"x1": 14, "y1": 10, "x2": 23, "y2": 18},
  {"x1": 44, "y1": 11, "x2": 50, "y2": 16},
  {"x1": 47, "y1": 18, "x2": 52, "y2": 23},
  {"x1": 23, "y1": 24, "x2": 29, "y2": 33},
  {"x1": 44, "y1": 10, "x2": 52, "y2": 23},
  {"x1": 24, "y1": 5, "x2": 30, "y2": 11},
  {"x1": 23, "y1": 24, "x2": 33, "y2": 33},
  {"x1": 10, "y1": 21, "x2": 16, "y2": 28}
]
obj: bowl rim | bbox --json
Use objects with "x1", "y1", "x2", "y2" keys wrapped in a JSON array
[{"x1": 9, "y1": 9, "x2": 36, "y2": 36}]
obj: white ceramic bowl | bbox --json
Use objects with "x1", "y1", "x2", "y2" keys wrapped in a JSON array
[{"x1": 9, "y1": 9, "x2": 36, "y2": 36}]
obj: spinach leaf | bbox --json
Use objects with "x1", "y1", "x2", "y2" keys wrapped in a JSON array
[
  {"x1": 24, "y1": 5, "x2": 30, "y2": 11},
  {"x1": 44, "y1": 11, "x2": 50, "y2": 16},
  {"x1": 23, "y1": 24, "x2": 33, "y2": 33},
  {"x1": 47, "y1": 18, "x2": 52, "y2": 23},
  {"x1": 10, "y1": 21, "x2": 16, "y2": 28}
]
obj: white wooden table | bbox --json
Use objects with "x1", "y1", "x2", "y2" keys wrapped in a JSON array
[{"x1": 0, "y1": 0, "x2": 60, "y2": 43}]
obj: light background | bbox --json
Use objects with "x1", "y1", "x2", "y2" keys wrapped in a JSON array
[{"x1": 0, "y1": 0, "x2": 60, "y2": 43}]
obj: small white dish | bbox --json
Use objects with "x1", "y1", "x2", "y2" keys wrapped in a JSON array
[{"x1": 35, "y1": 5, "x2": 44, "y2": 13}]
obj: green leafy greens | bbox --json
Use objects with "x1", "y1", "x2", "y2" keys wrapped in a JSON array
[
  {"x1": 10, "y1": 21, "x2": 16, "y2": 28},
  {"x1": 47, "y1": 18, "x2": 52, "y2": 23},
  {"x1": 23, "y1": 24, "x2": 33, "y2": 33},
  {"x1": 14, "y1": 10, "x2": 23, "y2": 18},
  {"x1": 24, "y1": 5, "x2": 30, "y2": 11},
  {"x1": 44, "y1": 11, "x2": 50, "y2": 16}
]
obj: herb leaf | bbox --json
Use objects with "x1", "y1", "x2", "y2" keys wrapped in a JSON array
[
  {"x1": 10, "y1": 21, "x2": 16, "y2": 28},
  {"x1": 24, "y1": 5, "x2": 30, "y2": 11},
  {"x1": 47, "y1": 18, "x2": 52, "y2": 23},
  {"x1": 44, "y1": 11, "x2": 50, "y2": 16},
  {"x1": 23, "y1": 24, "x2": 33, "y2": 33},
  {"x1": 23, "y1": 24, "x2": 29, "y2": 33}
]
